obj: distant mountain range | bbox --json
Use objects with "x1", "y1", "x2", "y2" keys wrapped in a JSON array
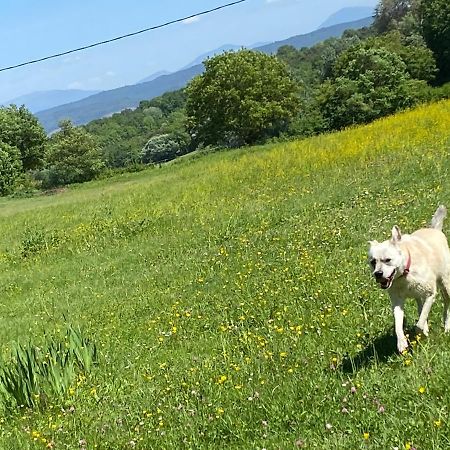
[
  {"x1": 2, "y1": 89, "x2": 100, "y2": 114},
  {"x1": 319, "y1": 6, "x2": 374, "y2": 28},
  {"x1": 36, "y1": 65, "x2": 204, "y2": 133},
  {"x1": 138, "y1": 70, "x2": 171, "y2": 84},
  {"x1": 139, "y1": 43, "x2": 270, "y2": 84},
  {"x1": 256, "y1": 16, "x2": 372, "y2": 54},
  {"x1": 180, "y1": 44, "x2": 242, "y2": 70},
  {"x1": 36, "y1": 13, "x2": 374, "y2": 133}
]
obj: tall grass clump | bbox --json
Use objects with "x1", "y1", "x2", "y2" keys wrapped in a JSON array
[{"x1": 0, "y1": 326, "x2": 97, "y2": 410}]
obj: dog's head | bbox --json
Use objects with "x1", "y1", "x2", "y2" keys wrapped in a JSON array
[{"x1": 368, "y1": 225, "x2": 404, "y2": 290}]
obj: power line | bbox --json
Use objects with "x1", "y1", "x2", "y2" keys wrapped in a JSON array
[{"x1": 0, "y1": 0, "x2": 248, "y2": 73}]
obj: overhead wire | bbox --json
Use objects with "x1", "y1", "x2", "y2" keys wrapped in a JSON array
[{"x1": 0, "y1": 0, "x2": 248, "y2": 73}]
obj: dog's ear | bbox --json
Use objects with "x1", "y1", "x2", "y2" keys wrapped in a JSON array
[
  {"x1": 368, "y1": 240, "x2": 378, "y2": 246},
  {"x1": 391, "y1": 225, "x2": 402, "y2": 243}
]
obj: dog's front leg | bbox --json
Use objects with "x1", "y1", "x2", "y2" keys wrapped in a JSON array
[
  {"x1": 391, "y1": 296, "x2": 408, "y2": 353},
  {"x1": 416, "y1": 293, "x2": 436, "y2": 336}
]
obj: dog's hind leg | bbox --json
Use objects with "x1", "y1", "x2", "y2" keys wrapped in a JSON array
[
  {"x1": 416, "y1": 293, "x2": 436, "y2": 336},
  {"x1": 439, "y1": 278, "x2": 450, "y2": 332},
  {"x1": 443, "y1": 293, "x2": 450, "y2": 332},
  {"x1": 416, "y1": 298, "x2": 429, "y2": 335}
]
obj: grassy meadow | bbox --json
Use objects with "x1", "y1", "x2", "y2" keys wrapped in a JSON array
[{"x1": 0, "y1": 100, "x2": 450, "y2": 449}]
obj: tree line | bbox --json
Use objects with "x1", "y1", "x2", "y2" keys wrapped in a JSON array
[{"x1": 0, "y1": 0, "x2": 449, "y2": 196}]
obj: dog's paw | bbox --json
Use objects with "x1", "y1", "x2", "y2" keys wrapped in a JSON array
[{"x1": 397, "y1": 338, "x2": 409, "y2": 354}]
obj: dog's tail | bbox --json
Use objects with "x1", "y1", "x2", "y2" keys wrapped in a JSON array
[{"x1": 430, "y1": 205, "x2": 447, "y2": 231}]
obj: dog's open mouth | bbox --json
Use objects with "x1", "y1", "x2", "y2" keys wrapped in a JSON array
[{"x1": 377, "y1": 270, "x2": 396, "y2": 290}]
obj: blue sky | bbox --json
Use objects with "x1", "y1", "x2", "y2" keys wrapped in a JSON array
[{"x1": 0, "y1": 0, "x2": 377, "y2": 102}]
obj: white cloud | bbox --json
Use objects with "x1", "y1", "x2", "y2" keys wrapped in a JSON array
[
  {"x1": 182, "y1": 15, "x2": 200, "y2": 24},
  {"x1": 105, "y1": 71, "x2": 116, "y2": 77}
]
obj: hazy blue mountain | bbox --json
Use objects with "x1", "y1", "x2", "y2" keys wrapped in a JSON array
[
  {"x1": 36, "y1": 16, "x2": 373, "y2": 133},
  {"x1": 320, "y1": 7, "x2": 375, "y2": 29},
  {"x1": 36, "y1": 65, "x2": 204, "y2": 132},
  {"x1": 2, "y1": 89, "x2": 100, "y2": 113},
  {"x1": 138, "y1": 48, "x2": 241, "y2": 85},
  {"x1": 180, "y1": 44, "x2": 242, "y2": 70},
  {"x1": 250, "y1": 41, "x2": 270, "y2": 49},
  {"x1": 138, "y1": 70, "x2": 171, "y2": 84},
  {"x1": 256, "y1": 16, "x2": 373, "y2": 54}
]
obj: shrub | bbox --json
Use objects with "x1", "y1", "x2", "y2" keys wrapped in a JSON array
[{"x1": 141, "y1": 132, "x2": 190, "y2": 164}]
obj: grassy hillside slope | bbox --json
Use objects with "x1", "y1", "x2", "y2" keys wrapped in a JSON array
[{"x1": 0, "y1": 100, "x2": 449, "y2": 449}]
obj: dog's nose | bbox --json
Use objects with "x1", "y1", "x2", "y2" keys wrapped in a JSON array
[{"x1": 374, "y1": 271, "x2": 383, "y2": 279}]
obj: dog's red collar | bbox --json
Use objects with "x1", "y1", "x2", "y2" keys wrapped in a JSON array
[{"x1": 402, "y1": 250, "x2": 411, "y2": 277}]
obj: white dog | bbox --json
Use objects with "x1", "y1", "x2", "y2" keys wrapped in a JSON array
[{"x1": 368, "y1": 206, "x2": 450, "y2": 353}]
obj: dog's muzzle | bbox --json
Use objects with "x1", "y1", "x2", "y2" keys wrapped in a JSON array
[{"x1": 374, "y1": 269, "x2": 396, "y2": 290}]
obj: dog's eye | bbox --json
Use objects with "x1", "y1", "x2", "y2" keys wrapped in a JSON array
[
  {"x1": 384, "y1": 258, "x2": 391, "y2": 263},
  {"x1": 370, "y1": 259, "x2": 376, "y2": 266}
]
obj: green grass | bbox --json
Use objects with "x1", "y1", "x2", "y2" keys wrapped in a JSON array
[{"x1": 0, "y1": 101, "x2": 449, "y2": 449}]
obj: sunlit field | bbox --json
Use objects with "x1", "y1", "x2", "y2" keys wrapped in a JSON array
[{"x1": 0, "y1": 100, "x2": 449, "y2": 449}]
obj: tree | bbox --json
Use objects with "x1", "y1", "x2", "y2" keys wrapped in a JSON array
[
  {"x1": 0, "y1": 105, "x2": 47, "y2": 170},
  {"x1": 0, "y1": 142, "x2": 22, "y2": 196},
  {"x1": 185, "y1": 49, "x2": 300, "y2": 147},
  {"x1": 44, "y1": 120, "x2": 104, "y2": 186},
  {"x1": 319, "y1": 46, "x2": 425, "y2": 130},
  {"x1": 420, "y1": 0, "x2": 450, "y2": 80}
]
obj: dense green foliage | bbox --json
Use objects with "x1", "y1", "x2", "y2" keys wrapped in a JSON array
[
  {"x1": 0, "y1": 105, "x2": 47, "y2": 170},
  {"x1": 277, "y1": 32, "x2": 366, "y2": 89},
  {"x1": 319, "y1": 46, "x2": 425, "y2": 129},
  {"x1": 276, "y1": 10, "x2": 441, "y2": 134},
  {"x1": 420, "y1": 0, "x2": 450, "y2": 80},
  {"x1": 275, "y1": 31, "x2": 368, "y2": 137},
  {"x1": 0, "y1": 142, "x2": 22, "y2": 195},
  {"x1": 41, "y1": 120, "x2": 104, "y2": 187},
  {"x1": 185, "y1": 50, "x2": 300, "y2": 147},
  {"x1": 367, "y1": 31, "x2": 437, "y2": 81},
  {"x1": 84, "y1": 90, "x2": 187, "y2": 168},
  {"x1": 373, "y1": 0, "x2": 449, "y2": 80}
]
